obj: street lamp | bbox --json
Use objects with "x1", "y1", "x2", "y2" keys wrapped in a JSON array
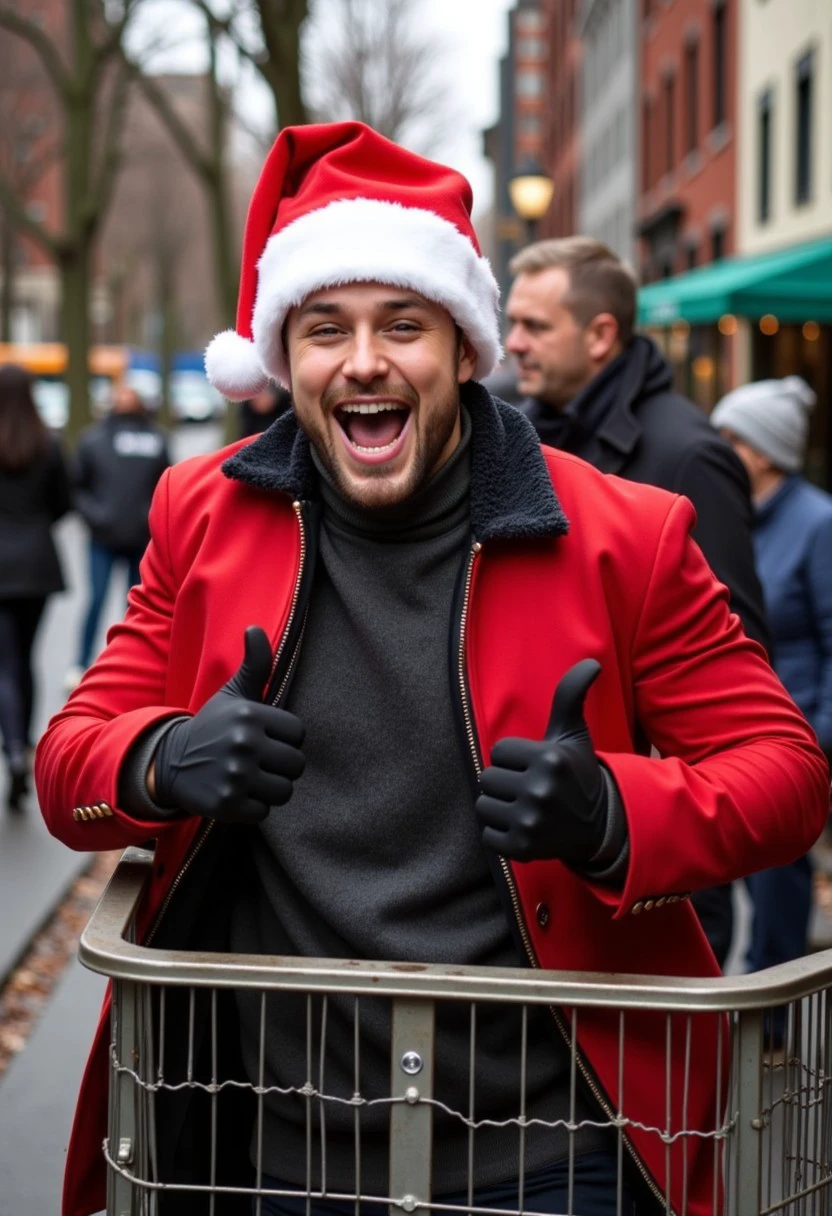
[{"x1": 508, "y1": 162, "x2": 555, "y2": 243}]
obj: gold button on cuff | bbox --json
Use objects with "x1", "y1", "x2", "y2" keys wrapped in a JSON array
[
  {"x1": 654, "y1": 896, "x2": 667, "y2": 908},
  {"x1": 631, "y1": 901, "x2": 644, "y2": 915},
  {"x1": 73, "y1": 801, "x2": 115, "y2": 822},
  {"x1": 643, "y1": 899, "x2": 655, "y2": 912}
]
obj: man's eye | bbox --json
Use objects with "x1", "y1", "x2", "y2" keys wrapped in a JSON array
[
  {"x1": 310, "y1": 325, "x2": 341, "y2": 338},
  {"x1": 389, "y1": 322, "x2": 419, "y2": 334}
]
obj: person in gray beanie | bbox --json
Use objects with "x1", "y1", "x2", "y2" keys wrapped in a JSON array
[
  {"x1": 713, "y1": 376, "x2": 832, "y2": 1007},
  {"x1": 711, "y1": 375, "x2": 815, "y2": 474}
]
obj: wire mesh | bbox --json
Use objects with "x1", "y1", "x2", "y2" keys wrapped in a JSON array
[{"x1": 84, "y1": 854, "x2": 832, "y2": 1216}]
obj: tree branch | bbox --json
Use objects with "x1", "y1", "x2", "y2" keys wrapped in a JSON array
[
  {"x1": 0, "y1": 8, "x2": 70, "y2": 98},
  {"x1": 86, "y1": 59, "x2": 131, "y2": 236},
  {"x1": 0, "y1": 172, "x2": 62, "y2": 258},
  {"x1": 131, "y1": 62, "x2": 214, "y2": 182},
  {"x1": 92, "y1": 0, "x2": 142, "y2": 67}
]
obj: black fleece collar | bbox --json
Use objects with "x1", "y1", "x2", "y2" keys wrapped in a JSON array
[
  {"x1": 576, "y1": 335, "x2": 675, "y2": 459},
  {"x1": 222, "y1": 381, "x2": 569, "y2": 543}
]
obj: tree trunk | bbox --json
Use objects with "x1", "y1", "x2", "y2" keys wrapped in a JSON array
[
  {"x1": 0, "y1": 218, "x2": 14, "y2": 341},
  {"x1": 157, "y1": 250, "x2": 175, "y2": 431},
  {"x1": 60, "y1": 248, "x2": 91, "y2": 440},
  {"x1": 62, "y1": 0, "x2": 94, "y2": 442},
  {"x1": 256, "y1": 0, "x2": 309, "y2": 129},
  {"x1": 209, "y1": 169, "x2": 238, "y2": 328}
]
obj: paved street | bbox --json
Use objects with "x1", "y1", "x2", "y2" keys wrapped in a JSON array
[{"x1": 0, "y1": 421, "x2": 222, "y2": 1216}]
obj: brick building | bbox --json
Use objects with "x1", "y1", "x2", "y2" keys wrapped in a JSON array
[
  {"x1": 538, "y1": 0, "x2": 581, "y2": 241},
  {"x1": 0, "y1": 0, "x2": 65, "y2": 340},
  {"x1": 482, "y1": 0, "x2": 551, "y2": 305},
  {"x1": 637, "y1": 0, "x2": 735, "y2": 281},
  {"x1": 636, "y1": 0, "x2": 737, "y2": 407}
]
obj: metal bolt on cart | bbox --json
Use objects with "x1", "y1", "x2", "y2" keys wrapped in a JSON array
[{"x1": 80, "y1": 850, "x2": 832, "y2": 1216}]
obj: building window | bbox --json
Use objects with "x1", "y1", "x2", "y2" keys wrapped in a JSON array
[
  {"x1": 712, "y1": 228, "x2": 725, "y2": 262},
  {"x1": 518, "y1": 114, "x2": 542, "y2": 136},
  {"x1": 517, "y1": 38, "x2": 545, "y2": 58},
  {"x1": 664, "y1": 73, "x2": 676, "y2": 173},
  {"x1": 685, "y1": 40, "x2": 699, "y2": 154},
  {"x1": 516, "y1": 70, "x2": 544, "y2": 98},
  {"x1": 712, "y1": 1, "x2": 727, "y2": 128},
  {"x1": 686, "y1": 245, "x2": 698, "y2": 271},
  {"x1": 794, "y1": 50, "x2": 814, "y2": 205},
  {"x1": 516, "y1": 10, "x2": 544, "y2": 32},
  {"x1": 758, "y1": 89, "x2": 772, "y2": 223}
]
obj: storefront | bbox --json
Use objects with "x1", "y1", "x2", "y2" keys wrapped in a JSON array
[{"x1": 637, "y1": 236, "x2": 832, "y2": 487}]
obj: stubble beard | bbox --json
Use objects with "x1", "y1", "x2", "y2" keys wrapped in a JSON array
[{"x1": 300, "y1": 377, "x2": 462, "y2": 511}]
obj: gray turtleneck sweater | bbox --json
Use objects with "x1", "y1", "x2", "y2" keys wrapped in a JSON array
[{"x1": 229, "y1": 411, "x2": 608, "y2": 1193}]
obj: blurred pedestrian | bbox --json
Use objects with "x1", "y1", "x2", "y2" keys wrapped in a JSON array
[
  {"x1": 237, "y1": 382, "x2": 291, "y2": 438},
  {"x1": 712, "y1": 376, "x2": 832, "y2": 986},
  {"x1": 0, "y1": 365, "x2": 70, "y2": 809},
  {"x1": 65, "y1": 383, "x2": 169, "y2": 689},
  {"x1": 506, "y1": 237, "x2": 770, "y2": 968}
]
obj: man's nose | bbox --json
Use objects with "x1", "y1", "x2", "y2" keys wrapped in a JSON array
[
  {"x1": 505, "y1": 324, "x2": 528, "y2": 355},
  {"x1": 341, "y1": 331, "x2": 390, "y2": 382}
]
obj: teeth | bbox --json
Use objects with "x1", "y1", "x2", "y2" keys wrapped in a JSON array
[
  {"x1": 340, "y1": 402, "x2": 405, "y2": 414},
  {"x1": 352, "y1": 438, "x2": 399, "y2": 454}
]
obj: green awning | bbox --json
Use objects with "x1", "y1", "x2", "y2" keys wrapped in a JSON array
[{"x1": 638, "y1": 235, "x2": 832, "y2": 326}]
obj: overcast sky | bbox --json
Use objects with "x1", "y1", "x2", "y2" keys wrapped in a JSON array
[
  {"x1": 135, "y1": 0, "x2": 515, "y2": 216},
  {"x1": 409, "y1": 0, "x2": 515, "y2": 209}
]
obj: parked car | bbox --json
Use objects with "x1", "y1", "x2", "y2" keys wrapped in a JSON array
[{"x1": 170, "y1": 370, "x2": 226, "y2": 422}]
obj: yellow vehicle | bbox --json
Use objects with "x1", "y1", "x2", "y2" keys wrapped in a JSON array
[{"x1": 0, "y1": 343, "x2": 130, "y2": 428}]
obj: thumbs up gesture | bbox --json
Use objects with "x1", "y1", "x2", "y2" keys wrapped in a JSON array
[
  {"x1": 152, "y1": 626, "x2": 305, "y2": 823},
  {"x1": 476, "y1": 659, "x2": 608, "y2": 865}
]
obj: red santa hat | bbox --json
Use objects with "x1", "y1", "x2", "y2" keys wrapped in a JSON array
[{"x1": 204, "y1": 122, "x2": 501, "y2": 399}]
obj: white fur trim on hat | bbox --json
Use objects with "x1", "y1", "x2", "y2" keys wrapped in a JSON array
[
  {"x1": 204, "y1": 328, "x2": 270, "y2": 401},
  {"x1": 251, "y1": 198, "x2": 501, "y2": 387}
]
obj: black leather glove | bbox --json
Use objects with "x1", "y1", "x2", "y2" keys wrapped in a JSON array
[
  {"x1": 153, "y1": 626, "x2": 305, "y2": 824},
  {"x1": 476, "y1": 659, "x2": 609, "y2": 865}
]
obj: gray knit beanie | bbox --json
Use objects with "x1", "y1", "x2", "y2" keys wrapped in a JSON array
[{"x1": 711, "y1": 376, "x2": 816, "y2": 473}]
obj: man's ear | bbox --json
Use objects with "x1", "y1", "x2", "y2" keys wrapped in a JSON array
[
  {"x1": 457, "y1": 334, "x2": 478, "y2": 384},
  {"x1": 585, "y1": 312, "x2": 621, "y2": 363}
]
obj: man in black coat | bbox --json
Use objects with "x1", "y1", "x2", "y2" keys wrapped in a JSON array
[
  {"x1": 506, "y1": 236, "x2": 770, "y2": 968},
  {"x1": 67, "y1": 384, "x2": 170, "y2": 687}
]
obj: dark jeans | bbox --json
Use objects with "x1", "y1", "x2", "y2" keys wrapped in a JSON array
[
  {"x1": 746, "y1": 856, "x2": 813, "y2": 1044},
  {"x1": 255, "y1": 1153, "x2": 638, "y2": 1215},
  {"x1": 0, "y1": 596, "x2": 47, "y2": 755},
  {"x1": 746, "y1": 856, "x2": 813, "y2": 972},
  {"x1": 77, "y1": 539, "x2": 142, "y2": 668}
]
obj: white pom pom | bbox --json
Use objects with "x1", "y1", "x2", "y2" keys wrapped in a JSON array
[{"x1": 204, "y1": 329, "x2": 270, "y2": 401}]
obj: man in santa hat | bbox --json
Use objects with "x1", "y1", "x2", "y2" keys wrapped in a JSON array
[{"x1": 37, "y1": 123, "x2": 828, "y2": 1216}]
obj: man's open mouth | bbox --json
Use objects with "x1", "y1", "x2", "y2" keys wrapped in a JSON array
[{"x1": 335, "y1": 402, "x2": 412, "y2": 459}]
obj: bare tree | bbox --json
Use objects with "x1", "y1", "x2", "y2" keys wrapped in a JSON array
[
  {"x1": 236, "y1": 0, "x2": 309, "y2": 131},
  {"x1": 0, "y1": 35, "x2": 61, "y2": 341},
  {"x1": 0, "y1": 2, "x2": 137, "y2": 437},
  {"x1": 128, "y1": 6, "x2": 241, "y2": 326},
  {"x1": 100, "y1": 74, "x2": 218, "y2": 426},
  {"x1": 303, "y1": 0, "x2": 452, "y2": 152}
]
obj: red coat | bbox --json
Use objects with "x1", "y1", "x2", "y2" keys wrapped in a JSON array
[{"x1": 36, "y1": 394, "x2": 829, "y2": 1216}]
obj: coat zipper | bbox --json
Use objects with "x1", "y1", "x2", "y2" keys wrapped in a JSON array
[
  {"x1": 267, "y1": 501, "x2": 307, "y2": 697},
  {"x1": 456, "y1": 542, "x2": 672, "y2": 1215},
  {"x1": 146, "y1": 500, "x2": 308, "y2": 948}
]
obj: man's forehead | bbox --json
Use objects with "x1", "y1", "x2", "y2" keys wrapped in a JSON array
[{"x1": 507, "y1": 267, "x2": 570, "y2": 317}]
